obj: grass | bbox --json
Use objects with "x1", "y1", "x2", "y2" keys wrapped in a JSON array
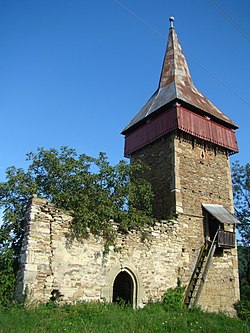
[{"x1": 0, "y1": 302, "x2": 249, "y2": 333}]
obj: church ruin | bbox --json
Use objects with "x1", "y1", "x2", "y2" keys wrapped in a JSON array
[{"x1": 16, "y1": 17, "x2": 240, "y2": 314}]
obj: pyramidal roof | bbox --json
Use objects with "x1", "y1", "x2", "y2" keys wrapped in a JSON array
[{"x1": 122, "y1": 17, "x2": 238, "y2": 134}]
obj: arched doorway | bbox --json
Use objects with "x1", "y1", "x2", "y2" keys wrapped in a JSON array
[{"x1": 112, "y1": 271, "x2": 134, "y2": 305}]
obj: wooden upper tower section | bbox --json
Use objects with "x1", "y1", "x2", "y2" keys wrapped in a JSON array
[{"x1": 122, "y1": 17, "x2": 238, "y2": 156}]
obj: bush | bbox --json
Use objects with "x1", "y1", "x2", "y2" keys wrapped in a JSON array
[
  {"x1": 234, "y1": 299, "x2": 250, "y2": 322},
  {"x1": 0, "y1": 248, "x2": 16, "y2": 308},
  {"x1": 162, "y1": 286, "x2": 185, "y2": 311}
]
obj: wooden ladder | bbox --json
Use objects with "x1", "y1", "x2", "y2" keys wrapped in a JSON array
[{"x1": 184, "y1": 230, "x2": 218, "y2": 308}]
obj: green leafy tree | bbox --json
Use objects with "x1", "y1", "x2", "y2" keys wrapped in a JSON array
[
  {"x1": 0, "y1": 248, "x2": 16, "y2": 307},
  {"x1": 0, "y1": 146, "x2": 155, "y2": 306},
  {"x1": 232, "y1": 161, "x2": 250, "y2": 247},
  {"x1": 232, "y1": 161, "x2": 250, "y2": 300},
  {"x1": 237, "y1": 246, "x2": 250, "y2": 301}
]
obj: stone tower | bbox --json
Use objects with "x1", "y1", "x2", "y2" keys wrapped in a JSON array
[
  {"x1": 122, "y1": 17, "x2": 238, "y2": 220},
  {"x1": 121, "y1": 17, "x2": 240, "y2": 310}
]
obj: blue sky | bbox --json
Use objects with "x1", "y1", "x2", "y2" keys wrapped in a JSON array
[{"x1": 0, "y1": 0, "x2": 249, "y2": 181}]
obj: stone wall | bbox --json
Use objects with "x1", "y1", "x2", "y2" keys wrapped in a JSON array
[
  {"x1": 131, "y1": 133, "x2": 176, "y2": 219},
  {"x1": 129, "y1": 131, "x2": 240, "y2": 314},
  {"x1": 17, "y1": 195, "x2": 239, "y2": 315},
  {"x1": 199, "y1": 247, "x2": 240, "y2": 313},
  {"x1": 17, "y1": 196, "x2": 183, "y2": 307},
  {"x1": 176, "y1": 133, "x2": 234, "y2": 216},
  {"x1": 175, "y1": 133, "x2": 239, "y2": 314},
  {"x1": 131, "y1": 131, "x2": 234, "y2": 219}
]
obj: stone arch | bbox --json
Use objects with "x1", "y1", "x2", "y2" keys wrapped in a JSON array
[
  {"x1": 101, "y1": 261, "x2": 143, "y2": 308},
  {"x1": 112, "y1": 270, "x2": 134, "y2": 305}
]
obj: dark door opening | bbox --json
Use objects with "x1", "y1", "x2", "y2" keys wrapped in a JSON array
[
  {"x1": 112, "y1": 271, "x2": 133, "y2": 305},
  {"x1": 205, "y1": 212, "x2": 224, "y2": 256},
  {"x1": 204, "y1": 210, "x2": 221, "y2": 241},
  {"x1": 208, "y1": 215, "x2": 220, "y2": 241}
]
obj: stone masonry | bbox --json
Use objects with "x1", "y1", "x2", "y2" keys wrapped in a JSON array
[
  {"x1": 17, "y1": 196, "x2": 183, "y2": 308},
  {"x1": 129, "y1": 131, "x2": 240, "y2": 314},
  {"x1": 16, "y1": 131, "x2": 240, "y2": 315}
]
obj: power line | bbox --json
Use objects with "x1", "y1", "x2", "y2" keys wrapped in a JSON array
[
  {"x1": 208, "y1": 0, "x2": 250, "y2": 42},
  {"x1": 186, "y1": 55, "x2": 250, "y2": 108},
  {"x1": 112, "y1": 0, "x2": 250, "y2": 108},
  {"x1": 112, "y1": 0, "x2": 167, "y2": 40}
]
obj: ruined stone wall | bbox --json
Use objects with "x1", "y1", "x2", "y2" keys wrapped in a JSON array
[
  {"x1": 17, "y1": 195, "x2": 239, "y2": 314},
  {"x1": 17, "y1": 196, "x2": 183, "y2": 307}
]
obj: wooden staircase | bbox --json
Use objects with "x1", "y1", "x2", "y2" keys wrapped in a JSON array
[{"x1": 184, "y1": 230, "x2": 219, "y2": 308}]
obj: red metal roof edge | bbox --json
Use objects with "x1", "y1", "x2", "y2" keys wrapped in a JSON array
[
  {"x1": 176, "y1": 106, "x2": 239, "y2": 152},
  {"x1": 177, "y1": 105, "x2": 238, "y2": 132},
  {"x1": 177, "y1": 99, "x2": 239, "y2": 130},
  {"x1": 124, "y1": 105, "x2": 238, "y2": 157}
]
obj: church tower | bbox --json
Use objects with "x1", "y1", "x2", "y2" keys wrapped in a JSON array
[
  {"x1": 122, "y1": 17, "x2": 240, "y2": 311},
  {"x1": 17, "y1": 17, "x2": 240, "y2": 315}
]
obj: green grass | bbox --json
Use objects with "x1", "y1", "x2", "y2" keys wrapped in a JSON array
[{"x1": 0, "y1": 302, "x2": 249, "y2": 333}]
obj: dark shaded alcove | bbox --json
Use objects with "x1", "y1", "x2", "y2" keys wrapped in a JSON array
[{"x1": 112, "y1": 271, "x2": 133, "y2": 305}]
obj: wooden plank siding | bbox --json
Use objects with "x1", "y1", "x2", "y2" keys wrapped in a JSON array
[{"x1": 218, "y1": 230, "x2": 236, "y2": 248}]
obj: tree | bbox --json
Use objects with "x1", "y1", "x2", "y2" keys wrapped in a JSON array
[
  {"x1": 232, "y1": 161, "x2": 250, "y2": 247},
  {"x1": 232, "y1": 161, "x2": 250, "y2": 300},
  {"x1": 0, "y1": 146, "x2": 155, "y2": 306}
]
